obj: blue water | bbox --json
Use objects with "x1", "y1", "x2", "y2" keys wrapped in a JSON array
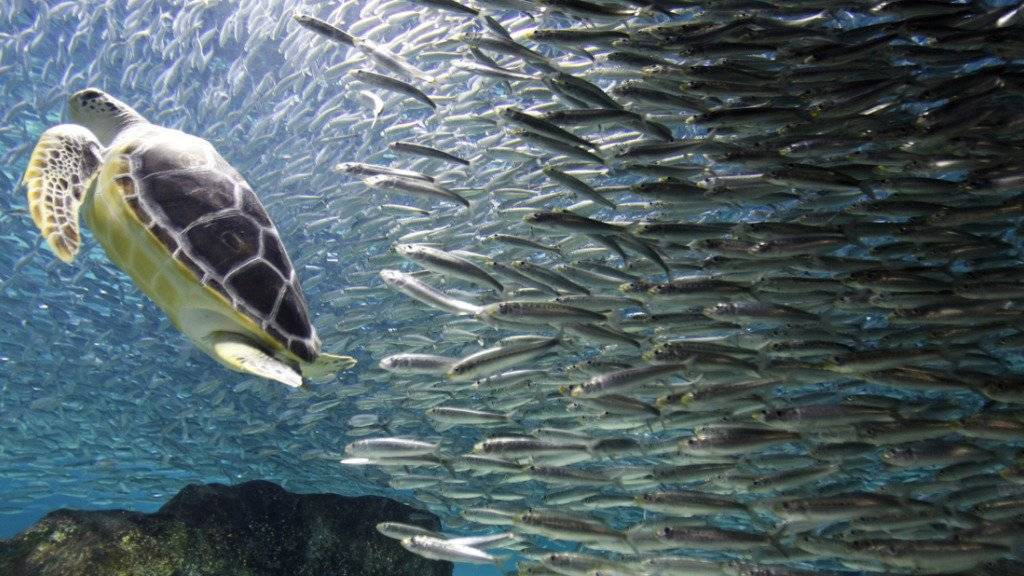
[
  {"x1": 0, "y1": 490, "x2": 103, "y2": 539},
  {"x1": 0, "y1": 0, "x2": 541, "y2": 551},
  {"x1": 3, "y1": 0, "x2": 1024, "y2": 575},
  {"x1": 1, "y1": 0, "x2": 413, "y2": 521}
]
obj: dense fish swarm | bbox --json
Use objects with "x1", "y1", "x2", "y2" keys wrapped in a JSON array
[{"x1": 2, "y1": 0, "x2": 1024, "y2": 574}]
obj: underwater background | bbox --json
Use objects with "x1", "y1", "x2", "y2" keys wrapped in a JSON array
[
  {"x1": 1, "y1": 0, "x2": 433, "y2": 527},
  {"x1": 2, "y1": 0, "x2": 1024, "y2": 574}
]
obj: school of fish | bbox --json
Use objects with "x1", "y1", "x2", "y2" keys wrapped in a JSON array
[{"x1": 1, "y1": 0, "x2": 1024, "y2": 574}]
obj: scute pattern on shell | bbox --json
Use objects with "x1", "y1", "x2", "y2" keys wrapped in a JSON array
[{"x1": 119, "y1": 135, "x2": 318, "y2": 362}]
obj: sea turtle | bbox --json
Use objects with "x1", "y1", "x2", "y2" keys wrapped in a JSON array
[{"x1": 21, "y1": 88, "x2": 356, "y2": 388}]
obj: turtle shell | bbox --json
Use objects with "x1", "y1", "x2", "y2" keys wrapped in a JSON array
[{"x1": 120, "y1": 129, "x2": 319, "y2": 361}]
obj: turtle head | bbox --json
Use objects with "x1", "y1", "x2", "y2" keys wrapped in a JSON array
[{"x1": 68, "y1": 88, "x2": 146, "y2": 146}]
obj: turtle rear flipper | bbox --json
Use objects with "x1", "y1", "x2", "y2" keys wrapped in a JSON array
[
  {"x1": 22, "y1": 124, "x2": 103, "y2": 263},
  {"x1": 301, "y1": 352, "x2": 358, "y2": 381},
  {"x1": 207, "y1": 332, "x2": 304, "y2": 388}
]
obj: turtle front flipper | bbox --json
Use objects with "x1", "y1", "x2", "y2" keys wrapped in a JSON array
[
  {"x1": 207, "y1": 331, "x2": 304, "y2": 388},
  {"x1": 301, "y1": 352, "x2": 358, "y2": 381},
  {"x1": 22, "y1": 124, "x2": 103, "y2": 263}
]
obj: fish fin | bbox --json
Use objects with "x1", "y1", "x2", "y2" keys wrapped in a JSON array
[
  {"x1": 620, "y1": 234, "x2": 671, "y2": 279},
  {"x1": 633, "y1": 4, "x2": 666, "y2": 17},
  {"x1": 768, "y1": 526, "x2": 790, "y2": 559},
  {"x1": 858, "y1": 181, "x2": 878, "y2": 199},
  {"x1": 442, "y1": 458, "x2": 457, "y2": 477},
  {"x1": 757, "y1": 350, "x2": 770, "y2": 373},
  {"x1": 840, "y1": 223, "x2": 869, "y2": 248},
  {"x1": 568, "y1": 47, "x2": 595, "y2": 62},
  {"x1": 301, "y1": 352, "x2": 358, "y2": 380},
  {"x1": 22, "y1": 124, "x2": 103, "y2": 263},
  {"x1": 207, "y1": 332, "x2": 303, "y2": 388},
  {"x1": 747, "y1": 506, "x2": 775, "y2": 531}
]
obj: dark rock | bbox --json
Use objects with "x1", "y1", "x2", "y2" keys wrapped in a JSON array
[{"x1": 0, "y1": 480, "x2": 452, "y2": 576}]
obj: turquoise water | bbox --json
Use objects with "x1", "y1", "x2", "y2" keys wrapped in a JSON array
[{"x1": 2, "y1": 0, "x2": 1024, "y2": 574}]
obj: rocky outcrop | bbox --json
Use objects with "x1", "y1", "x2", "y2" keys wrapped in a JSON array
[{"x1": 0, "y1": 480, "x2": 452, "y2": 576}]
